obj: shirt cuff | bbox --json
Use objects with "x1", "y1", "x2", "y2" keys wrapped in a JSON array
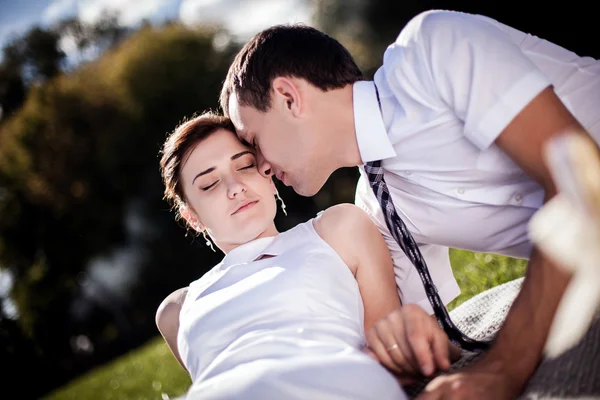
[{"x1": 467, "y1": 70, "x2": 552, "y2": 150}]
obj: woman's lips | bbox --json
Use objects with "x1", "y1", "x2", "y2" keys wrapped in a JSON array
[{"x1": 232, "y1": 200, "x2": 258, "y2": 215}]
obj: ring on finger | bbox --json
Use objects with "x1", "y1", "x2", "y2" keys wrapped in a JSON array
[{"x1": 386, "y1": 343, "x2": 399, "y2": 351}]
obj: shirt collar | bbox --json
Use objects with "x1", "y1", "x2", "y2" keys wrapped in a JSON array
[
  {"x1": 353, "y1": 80, "x2": 396, "y2": 163},
  {"x1": 221, "y1": 230, "x2": 289, "y2": 266}
]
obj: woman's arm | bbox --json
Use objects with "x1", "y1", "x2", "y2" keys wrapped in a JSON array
[
  {"x1": 314, "y1": 203, "x2": 458, "y2": 378},
  {"x1": 155, "y1": 287, "x2": 189, "y2": 373},
  {"x1": 313, "y1": 203, "x2": 401, "y2": 330}
]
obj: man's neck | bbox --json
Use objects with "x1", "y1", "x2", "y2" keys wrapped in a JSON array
[{"x1": 324, "y1": 83, "x2": 363, "y2": 169}]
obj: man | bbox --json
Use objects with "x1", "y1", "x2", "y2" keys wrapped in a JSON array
[{"x1": 220, "y1": 9, "x2": 600, "y2": 399}]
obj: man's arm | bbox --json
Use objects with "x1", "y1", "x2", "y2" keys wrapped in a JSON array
[
  {"x1": 393, "y1": 10, "x2": 599, "y2": 398},
  {"x1": 421, "y1": 86, "x2": 594, "y2": 399},
  {"x1": 480, "y1": 86, "x2": 580, "y2": 388}
]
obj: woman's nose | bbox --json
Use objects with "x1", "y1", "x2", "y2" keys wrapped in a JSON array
[{"x1": 227, "y1": 176, "x2": 247, "y2": 198}]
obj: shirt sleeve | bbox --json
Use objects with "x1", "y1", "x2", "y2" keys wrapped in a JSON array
[
  {"x1": 354, "y1": 171, "x2": 460, "y2": 314},
  {"x1": 382, "y1": 10, "x2": 552, "y2": 150}
]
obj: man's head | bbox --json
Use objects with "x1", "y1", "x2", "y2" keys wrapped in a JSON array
[{"x1": 220, "y1": 24, "x2": 363, "y2": 196}]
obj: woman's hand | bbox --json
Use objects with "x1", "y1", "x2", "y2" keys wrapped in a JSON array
[{"x1": 364, "y1": 304, "x2": 461, "y2": 380}]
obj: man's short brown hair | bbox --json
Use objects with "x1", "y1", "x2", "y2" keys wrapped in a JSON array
[{"x1": 220, "y1": 24, "x2": 363, "y2": 116}]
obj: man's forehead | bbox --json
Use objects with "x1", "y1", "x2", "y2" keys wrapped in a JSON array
[{"x1": 228, "y1": 94, "x2": 245, "y2": 131}]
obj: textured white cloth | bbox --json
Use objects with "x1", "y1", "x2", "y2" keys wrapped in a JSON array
[
  {"x1": 404, "y1": 278, "x2": 600, "y2": 399},
  {"x1": 178, "y1": 219, "x2": 406, "y2": 400},
  {"x1": 354, "y1": 10, "x2": 600, "y2": 313}
]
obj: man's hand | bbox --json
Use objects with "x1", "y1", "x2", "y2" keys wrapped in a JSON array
[
  {"x1": 416, "y1": 365, "x2": 517, "y2": 400},
  {"x1": 364, "y1": 304, "x2": 461, "y2": 380}
]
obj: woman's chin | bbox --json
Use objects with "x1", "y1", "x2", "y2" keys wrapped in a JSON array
[{"x1": 232, "y1": 223, "x2": 276, "y2": 244}]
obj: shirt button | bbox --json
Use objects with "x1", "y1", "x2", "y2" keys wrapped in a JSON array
[
  {"x1": 515, "y1": 194, "x2": 523, "y2": 202},
  {"x1": 457, "y1": 188, "x2": 465, "y2": 194}
]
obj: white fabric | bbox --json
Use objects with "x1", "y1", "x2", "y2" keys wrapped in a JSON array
[
  {"x1": 178, "y1": 219, "x2": 406, "y2": 400},
  {"x1": 529, "y1": 194, "x2": 600, "y2": 358},
  {"x1": 528, "y1": 133, "x2": 600, "y2": 358},
  {"x1": 354, "y1": 10, "x2": 600, "y2": 314}
]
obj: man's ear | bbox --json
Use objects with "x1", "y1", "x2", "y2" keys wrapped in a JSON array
[
  {"x1": 180, "y1": 206, "x2": 204, "y2": 232},
  {"x1": 272, "y1": 76, "x2": 302, "y2": 117}
]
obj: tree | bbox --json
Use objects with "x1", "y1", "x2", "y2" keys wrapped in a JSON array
[
  {"x1": 2, "y1": 27, "x2": 65, "y2": 83},
  {"x1": 55, "y1": 11, "x2": 131, "y2": 69},
  {"x1": 0, "y1": 27, "x2": 64, "y2": 118},
  {"x1": 0, "y1": 21, "x2": 239, "y2": 397},
  {"x1": 0, "y1": 64, "x2": 26, "y2": 119},
  {"x1": 0, "y1": 12, "x2": 132, "y2": 122}
]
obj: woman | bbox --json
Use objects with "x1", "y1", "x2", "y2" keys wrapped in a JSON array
[{"x1": 156, "y1": 112, "x2": 460, "y2": 399}]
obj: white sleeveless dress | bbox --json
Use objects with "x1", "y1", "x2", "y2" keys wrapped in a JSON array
[{"x1": 178, "y1": 218, "x2": 407, "y2": 399}]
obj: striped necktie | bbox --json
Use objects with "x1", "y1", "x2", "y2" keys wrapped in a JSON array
[{"x1": 363, "y1": 82, "x2": 491, "y2": 352}]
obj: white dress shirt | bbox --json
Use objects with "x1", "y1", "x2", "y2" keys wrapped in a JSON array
[{"x1": 354, "y1": 10, "x2": 600, "y2": 314}]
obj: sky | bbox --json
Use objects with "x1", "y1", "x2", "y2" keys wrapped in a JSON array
[{"x1": 0, "y1": 0, "x2": 314, "y2": 51}]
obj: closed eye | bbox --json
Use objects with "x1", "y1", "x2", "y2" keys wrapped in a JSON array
[
  {"x1": 238, "y1": 163, "x2": 255, "y2": 171},
  {"x1": 201, "y1": 181, "x2": 218, "y2": 191}
]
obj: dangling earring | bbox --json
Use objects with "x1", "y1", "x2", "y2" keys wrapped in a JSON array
[
  {"x1": 202, "y1": 230, "x2": 216, "y2": 252},
  {"x1": 275, "y1": 191, "x2": 287, "y2": 216}
]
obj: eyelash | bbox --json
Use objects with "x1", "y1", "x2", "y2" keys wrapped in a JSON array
[
  {"x1": 200, "y1": 164, "x2": 255, "y2": 191},
  {"x1": 239, "y1": 163, "x2": 255, "y2": 170}
]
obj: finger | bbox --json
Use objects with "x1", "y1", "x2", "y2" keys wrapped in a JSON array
[
  {"x1": 395, "y1": 336, "x2": 420, "y2": 375},
  {"x1": 416, "y1": 386, "x2": 445, "y2": 400},
  {"x1": 417, "y1": 377, "x2": 452, "y2": 400},
  {"x1": 448, "y1": 380, "x2": 466, "y2": 400},
  {"x1": 387, "y1": 311, "x2": 421, "y2": 374},
  {"x1": 376, "y1": 316, "x2": 422, "y2": 375},
  {"x1": 431, "y1": 325, "x2": 451, "y2": 371},
  {"x1": 404, "y1": 307, "x2": 435, "y2": 376},
  {"x1": 365, "y1": 325, "x2": 402, "y2": 373}
]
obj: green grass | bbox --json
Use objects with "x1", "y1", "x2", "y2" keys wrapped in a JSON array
[
  {"x1": 43, "y1": 338, "x2": 192, "y2": 400},
  {"x1": 447, "y1": 249, "x2": 527, "y2": 311},
  {"x1": 43, "y1": 249, "x2": 527, "y2": 400}
]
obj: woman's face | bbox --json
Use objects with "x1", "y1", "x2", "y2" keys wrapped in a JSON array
[{"x1": 180, "y1": 129, "x2": 278, "y2": 252}]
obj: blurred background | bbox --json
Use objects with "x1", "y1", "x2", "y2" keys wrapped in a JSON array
[{"x1": 0, "y1": 1, "x2": 597, "y2": 399}]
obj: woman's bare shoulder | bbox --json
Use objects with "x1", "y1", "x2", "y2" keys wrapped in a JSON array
[{"x1": 155, "y1": 287, "x2": 188, "y2": 332}]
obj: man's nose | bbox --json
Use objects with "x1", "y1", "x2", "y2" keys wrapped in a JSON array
[{"x1": 257, "y1": 151, "x2": 273, "y2": 177}]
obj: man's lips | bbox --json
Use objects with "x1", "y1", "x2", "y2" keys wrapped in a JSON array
[{"x1": 231, "y1": 200, "x2": 258, "y2": 215}]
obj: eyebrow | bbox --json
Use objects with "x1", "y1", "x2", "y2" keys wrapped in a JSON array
[{"x1": 192, "y1": 151, "x2": 254, "y2": 184}]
